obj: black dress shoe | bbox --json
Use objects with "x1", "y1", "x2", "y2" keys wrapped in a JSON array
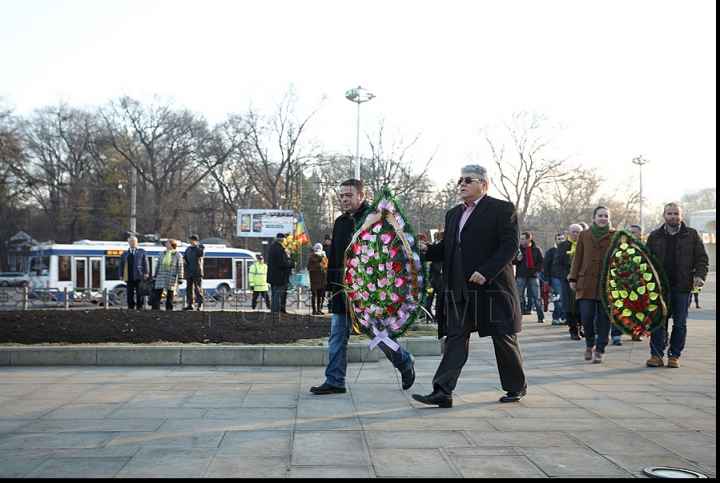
[
  {"x1": 182, "y1": 306, "x2": 194, "y2": 311},
  {"x1": 412, "y1": 388, "x2": 452, "y2": 408},
  {"x1": 401, "y1": 357, "x2": 415, "y2": 390},
  {"x1": 570, "y1": 333, "x2": 581, "y2": 340},
  {"x1": 310, "y1": 382, "x2": 346, "y2": 395},
  {"x1": 499, "y1": 388, "x2": 527, "y2": 403}
]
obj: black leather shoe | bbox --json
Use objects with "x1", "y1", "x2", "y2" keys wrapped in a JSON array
[
  {"x1": 412, "y1": 388, "x2": 452, "y2": 408},
  {"x1": 182, "y1": 306, "x2": 194, "y2": 311},
  {"x1": 499, "y1": 389, "x2": 527, "y2": 403},
  {"x1": 401, "y1": 357, "x2": 415, "y2": 390},
  {"x1": 310, "y1": 382, "x2": 346, "y2": 395},
  {"x1": 570, "y1": 333, "x2": 581, "y2": 340}
]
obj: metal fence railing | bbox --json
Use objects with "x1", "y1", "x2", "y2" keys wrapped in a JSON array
[{"x1": 0, "y1": 284, "x2": 315, "y2": 312}]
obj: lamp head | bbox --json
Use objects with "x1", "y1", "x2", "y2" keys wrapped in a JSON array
[{"x1": 345, "y1": 86, "x2": 376, "y2": 103}]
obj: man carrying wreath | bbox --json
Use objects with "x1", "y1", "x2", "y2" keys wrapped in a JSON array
[
  {"x1": 309, "y1": 179, "x2": 416, "y2": 395},
  {"x1": 644, "y1": 202, "x2": 708, "y2": 368}
]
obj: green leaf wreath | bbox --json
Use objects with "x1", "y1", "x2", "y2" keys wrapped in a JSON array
[
  {"x1": 343, "y1": 186, "x2": 429, "y2": 350},
  {"x1": 601, "y1": 230, "x2": 671, "y2": 338}
]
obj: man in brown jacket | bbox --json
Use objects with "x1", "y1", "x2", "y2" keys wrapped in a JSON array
[{"x1": 645, "y1": 203, "x2": 709, "y2": 369}]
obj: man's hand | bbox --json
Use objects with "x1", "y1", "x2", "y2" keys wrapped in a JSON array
[
  {"x1": 569, "y1": 281, "x2": 576, "y2": 291},
  {"x1": 418, "y1": 243, "x2": 428, "y2": 253},
  {"x1": 695, "y1": 277, "x2": 705, "y2": 288},
  {"x1": 469, "y1": 271, "x2": 486, "y2": 285}
]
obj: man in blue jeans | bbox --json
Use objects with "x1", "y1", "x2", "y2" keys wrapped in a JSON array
[
  {"x1": 645, "y1": 203, "x2": 708, "y2": 369},
  {"x1": 513, "y1": 231, "x2": 545, "y2": 323},
  {"x1": 310, "y1": 178, "x2": 415, "y2": 395}
]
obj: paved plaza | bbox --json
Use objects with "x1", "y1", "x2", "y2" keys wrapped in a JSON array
[{"x1": 0, "y1": 274, "x2": 715, "y2": 478}]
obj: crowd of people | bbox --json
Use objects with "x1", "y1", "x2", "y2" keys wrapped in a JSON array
[
  {"x1": 259, "y1": 165, "x2": 709, "y2": 405},
  {"x1": 117, "y1": 164, "x2": 709, "y2": 407}
]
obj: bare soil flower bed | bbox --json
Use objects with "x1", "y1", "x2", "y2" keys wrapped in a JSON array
[{"x1": 0, "y1": 309, "x2": 332, "y2": 346}]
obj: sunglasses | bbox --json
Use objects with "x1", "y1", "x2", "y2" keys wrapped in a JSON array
[{"x1": 457, "y1": 177, "x2": 481, "y2": 185}]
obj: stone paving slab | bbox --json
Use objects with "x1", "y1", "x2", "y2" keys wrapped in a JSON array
[{"x1": 0, "y1": 274, "x2": 715, "y2": 478}]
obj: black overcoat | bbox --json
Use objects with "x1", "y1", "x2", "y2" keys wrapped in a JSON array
[
  {"x1": 425, "y1": 195, "x2": 522, "y2": 338},
  {"x1": 267, "y1": 240, "x2": 294, "y2": 286}
]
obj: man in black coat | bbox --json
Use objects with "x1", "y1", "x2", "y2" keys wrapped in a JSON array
[
  {"x1": 413, "y1": 164, "x2": 527, "y2": 407},
  {"x1": 182, "y1": 234, "x2": 205, "y2": 311},
  {"x1": 267, "y1": 233, "x2": 295, "y2": 313},
  {"x1": 309, "y1": 178, "x2": 416, "y2": 395}
]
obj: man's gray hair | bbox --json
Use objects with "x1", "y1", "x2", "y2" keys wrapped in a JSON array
[
  {"x1": 460, "y1": 164, "x2": 488, "y2": 182},
  {"x1": 127, "y1": 235, "x2": 138, "y2": 242},
  {"x1": 569, "y1": 223, "x2": 583, "y2": 232}
]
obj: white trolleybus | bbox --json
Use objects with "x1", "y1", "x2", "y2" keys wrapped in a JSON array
[{"x1": 27, "y1": 240, "x2": 257, "y2": 305}]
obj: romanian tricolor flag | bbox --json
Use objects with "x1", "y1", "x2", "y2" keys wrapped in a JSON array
[{"x1": 295, "y1": 212, "x2": 311, "y2": 246}]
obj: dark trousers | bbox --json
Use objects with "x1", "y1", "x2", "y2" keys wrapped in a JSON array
[
  {"x1": 271, "y1": 284, "x2": 287, "y2": 312},
  {"x1": 432, "y1": 299, "x2": 527, "y2": 395},
  {"x1": 186, "y1": 276, "x2": 204, "y2": 307},
  {"x1": 151, "y1": 288, "x2": 174, "y2": 310},
  {"x1": 125, "y1": 279, "x2": 145, "y2": 309},
  {"x1": 424, "y1": 290, "x2": 436, "y2": 320},
  {"x1": 566, "y1": 311, "x2": 582, "y2": 335},
  {"x1": 252, "y1": 290, "x2": 271, "y2": 309}
]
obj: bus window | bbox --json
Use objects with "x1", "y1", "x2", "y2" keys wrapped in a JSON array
[
  {"x1": 203, "y1": 257, "x2": 231, "y2": 279},
  {"x1": 105, "y1": 256, "x2": 121, "y2": 281},
  {"x1": 31, "y1": 255, "x2": 50, "y2": 277},
  {"x1": 217, "y1": 259, "x2": 231, "y2": 279},
  {"x1": 59, "y1": 256, "x2": 71, "y2": 281},
  {"x1": 235, "y1": 260, "x2": 246, "y2": 290}
]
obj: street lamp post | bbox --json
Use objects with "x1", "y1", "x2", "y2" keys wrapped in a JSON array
[
  {"x1": 345, "y1": 86, "x2": 376, "y2": 179},
  {"x1": 632, "y1": 155, "x2": 651, "y2": 228}
]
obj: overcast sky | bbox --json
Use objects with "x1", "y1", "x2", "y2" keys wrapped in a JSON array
[{"x1": 0, "y1": 0, "x2": 716, "y2": 208}]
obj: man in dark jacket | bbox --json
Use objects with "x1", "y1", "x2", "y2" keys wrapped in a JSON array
[
  {"x1": 413, "y1": 165, "x2": 527, "y2": 407},
  {"x1": 645, "y1": 202, "x2": 709, "y2": 369},
  {"x1": 118, "y1": 235, "x2": 150, "y2": 310},
  {"x1": 310, "y1": 178, "x2": 416, "y2": 395},
  {"x1": 553, "y1": 224, "x2": 584, "y2": 340},
  {"x1": 182, "y1": 234, "x2": 205, "y2": 311},
  {"x1": 267, "y1": 233, "x2": 295, "y2": 314},
  {"x1": 543, "y1": 233, "x2": 566, "y2": 325},
  {"x1": 513, "y1": 232, "x2": 545, "y2": 323}
]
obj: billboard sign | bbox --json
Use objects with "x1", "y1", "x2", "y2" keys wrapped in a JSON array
[{"x1": 237, "y1": 209, "x2": 294, "y2": 238}]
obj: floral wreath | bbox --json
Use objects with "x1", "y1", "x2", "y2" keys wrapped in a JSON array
[
  {"x1": 343, "y1": 186, "x2": 428, "y2": 351},
  {"x1": 601, "y1": 230, "x2": 671, "y2": 338}
]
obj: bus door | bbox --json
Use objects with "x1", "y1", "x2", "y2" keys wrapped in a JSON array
[
  {"x1": 235, "y1": 259, "x2": 251, "y2": 294},
  {"x1": 74, "y1": 257, "x2": 103, "y2": 301}
]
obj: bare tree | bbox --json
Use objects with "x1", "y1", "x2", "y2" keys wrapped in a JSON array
[
  {"x1": 15, "y1": 103, "x2": 110, "y2": 242},
  {"x1": 233, "y1": 86, "x2": 324, "y2": 211},
  {"x1": 100, "y1": 95, "x2": 238, "y2": 238},
  {"x1": 363, "y1": 117, "x2": 436, "y2": 200},
  {"x1": 479, "y1": 111, "x2": 570, "y2": 226},
  {"x1": 0, "y1": 100, "x2": 30, "y2": 268},
  {"x1": 681, "y1": 188, "x2": 716, "y2": 213}
]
